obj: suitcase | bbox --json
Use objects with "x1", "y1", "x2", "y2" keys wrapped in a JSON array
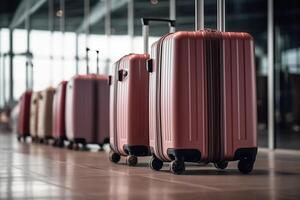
[
  {"x1": 30, "y1": 91, "x2": 41, "y2": 142},
  {"x1": 108, "y1": 19, "x2": 175, "y2": 166},
  {"x1": 147, "y1": 0, "x2": 257, "y2": 174},
  {"x1": 17, "y1": 91, "x2": 32, "y2": 142},
  {"x1": 65, "y1": 49, "x2": 110, "y2": 150},
  {"x1": 37, "y1": 87, "x2": 55, "y2": 143},
  {"x1": 52, "y1": 81, "x2": 68, "y2": 147}
]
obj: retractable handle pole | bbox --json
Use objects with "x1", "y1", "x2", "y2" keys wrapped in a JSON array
[
  {"x1": 96, "y1": 50, "x2": 100, "y2": 74},
  {"x1": 141, "y1": 18, "x2": 176, "y2": 54},
  {"x1": 217, "y1": 0, "x2": 225, "y2": 31},
  {"x1": 195, "y1": 0, "x2": 204, "y2": 30},
  {"x1": 86, "y1": 47, "x2": 90, "y2": 74}
]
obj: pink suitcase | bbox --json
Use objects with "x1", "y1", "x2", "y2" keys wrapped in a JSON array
[
  {"x1": 30, "y1": 91, "x2": 41, "y2": 142},
  {"x1": 17, "y1": 91, "x2": 32, "y2": 142},
  {"x1": 109, "y1": 54, "x2": 150, "y2": 166},
  {"x1": 65, "y1": 49, "x2": 110, "y2": 150},
  {"x1": 52, "y1": 81, "x2": 68, "y2": 147},
  {"x1": 108, "y1": 19, "x2": 175, "y2": 166},
  {"x1": 36, "y1": 87, "x2": 56, "y2": 143},
  {"x1": 147, "y1": 2, "x2": 257, "y2": 174}
]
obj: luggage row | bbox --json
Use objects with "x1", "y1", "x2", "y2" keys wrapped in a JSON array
[
  {"x1": 17, "y1": 0, "x2": 257, "y2": 175},
  {"x1": 18, "y1": 57, "x2": 110, "y2": 151}
]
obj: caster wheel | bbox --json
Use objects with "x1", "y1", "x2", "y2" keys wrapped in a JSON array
[
  {"x1": 58, "y1": 140, "x2": 64, "y2": 148},
  {"x1": 214, "y1": 161, "x2": 228, "y2": 170},
  {"x1": 98, "y1": 144, "x2": 104, "y2": 152},
  {"x1": 39, "y1": 139, "x2": 44, "y2": 144},
  {"x1": 109, "y1": 151, "x2": 121, "y2": 163},
  {"x1": 103, "y1": 137, "x2": 109, "y2": 144},
  {"x1": 170, "y1": 160, "x2": 185, "y2": 175},
  {"x1": 81, "y1": 145, "x2": 90, "y2": 151},
  {"x1": 149, "y1": 156, "x2": 163, "y2": 171},
  {"x1": 238, "y1": 158, "x2": 254, "y2": 174},
  {"x1": 67, "y1": 142, "x2": 73, "y2": 150},
  {"x1": 126, "y1": 155, "x2": 138, "y2": 167},
  {"x1": 17, "y1": 136, "x2": 22, "y2": 142},
  {"x1": 73, "y1": 144, "x2": 80, "y2": 151},
  {"x1": 52, "y1": 140, "x2": 57, "y2": 147}
]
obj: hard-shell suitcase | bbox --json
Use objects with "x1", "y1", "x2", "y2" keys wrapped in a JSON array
[
  {"x1": 30, "y1": 91, "x2": 41, "y2": 142},
  {"x1": 52, "y1": 81, "x2": 68, "y2": 147},
  {"x1": 94, "y1": 74, "x2": 110, "y2": 148},
  {"x1": 65, "y1": 49, "x2": 110, "y2": 150},
  {"x1": 108, "y1": 19, "x2": 175, "y2": 166},
  {"x1": 147, "y1": 0, "x2": 257, "y2": 174},
  {"x1": 17, "y1": 91, "x2": 32, "y2": 142},
  {"x1": 37, "y1": 87, "x2": 55, "y2": 143}
]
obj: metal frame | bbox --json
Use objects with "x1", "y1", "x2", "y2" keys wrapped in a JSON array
[
  {"x1": 9, "y1": 0, "x2": 47, "y2": 29},
  {"x1": 76, "y1": 0, "x2": 129, "y2": 34},
  {"x1": 268, "y1": 0, "x2": 275, "y2": 150},
  {"x1": 9, "y1": 29, "x2": 13, "y2": 102}
]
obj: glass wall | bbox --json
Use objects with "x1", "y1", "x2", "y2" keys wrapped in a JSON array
[
  {"x1": 274, "y1": 0, "x2": 300, "y2": 149},
  {"x1": 226, "y1": 0, "x2": 268, "y2": 147}
]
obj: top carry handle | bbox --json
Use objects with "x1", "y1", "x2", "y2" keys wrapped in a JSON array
[
  {"x1": 195, "y1": 0, "x2": 225, "y2": 31},
  {"x1": 141, "y1": 18, "x2": 176, "y2": 54}
]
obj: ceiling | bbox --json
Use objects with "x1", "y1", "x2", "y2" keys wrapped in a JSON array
[{"x1": 0, "y1": 0, "x2": 300, "y2": 51}]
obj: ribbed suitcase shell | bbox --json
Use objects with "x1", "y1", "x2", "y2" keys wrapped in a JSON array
[
  {"x1": 149, "y1": 31, "x2": 257, "y2": 162},
  {"x1": 52, "y1": 81, "x2": 67, "y2": 140},
  {"x1": 37, "y1": 87, "x2": 55, "y2": 139},
  {"x1": 65, "y1": 75, "x2": 110, "y2": 144},
  {"x1": 110, "y1": 54, "x2": 150, "y2": 156},
  {"x1": 17, "y1": 91, "x2": 32, "y2": 137},
  {"x1": 95, "y1": 76, "x2": 110, "y2": 144},
  {"x1": 30, "y1": 91, "x2": 41, "y2": 139}
]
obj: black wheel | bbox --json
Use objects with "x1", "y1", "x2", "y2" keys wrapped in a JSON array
[
  {"x1": 39, "y1": 138, "x2": 44, "y2": 144},
  {"x1": 81, "y1": 145, "x2": 90, "y2": 151},
  {"x1": 98, "y1": 144, "x2": 104, "y2": 151},
  {"x1": 103, "y1": 137, "x2": 109, "y2": 144},
  {"x1": 17, "y1": 135, "x2": 22, "y2": 142},
  {"x1": 214, "y1": 161, "x2": 228, "y2": 170},
  {"x1": 57, "y1": 139, "x2": 64, "y2": 148},
  {"x1": 73, "y1": 143, "x2": 80, "y2": 151},
  {"x1": 149, "y1": 156, "x2": 163, "y2": 171},
  {"x1": 67, "y1": 142, "x2": 73, "y2": 150},
  {"x1": 238, "y1": 158, "x2": 254, "y2": 174},
  {"x1": 109, "y1": 150, "x2": 121, "y2": 163},
  {"x1": 52, "y1": 139, "x2": 58, "y2": 147},
  {"x1": 170, "y1": 160, "x2": 185, "y2": 175},
  {"x1": 126, "y1": 155, "x2": 138, "y2": 167}
]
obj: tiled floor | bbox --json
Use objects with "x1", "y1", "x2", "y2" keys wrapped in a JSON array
[{"x1": 0, "y1": 133, "x2": 300, "y2": 200}]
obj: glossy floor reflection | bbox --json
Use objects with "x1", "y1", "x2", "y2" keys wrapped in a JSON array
[{"x1": 1, "y1": 133, "x2": 300, "y2": 200}]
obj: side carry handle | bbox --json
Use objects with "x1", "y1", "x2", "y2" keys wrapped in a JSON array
[{"x1": 118, "y1": 69, "x2": 128, "y2": 82}]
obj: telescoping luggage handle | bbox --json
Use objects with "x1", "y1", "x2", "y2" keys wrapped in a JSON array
[
  {"x1": 86, "y1": 47, "x2": 90, "y2": 74},
  {"x1": 86, "y1": 47, "x2": 101, "y2": 75},
  {"x1": 142, "y1": 18, "x2": 176, "y2": 73},
  {"x1": 195, "y1": 0, "x2": 225, "y2": 31},
  {"x1": 141, "y1": 18, "x2": 176, "y2": 55}
]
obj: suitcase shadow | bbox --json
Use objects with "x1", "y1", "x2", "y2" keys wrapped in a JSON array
[{"x1": 159, "y1": 169, "x2": 270, "y2": 176}]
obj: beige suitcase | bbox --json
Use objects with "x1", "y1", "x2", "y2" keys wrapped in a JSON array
[
  {"x1": 30, "y1": 91, "x2": 41, "y2": 142},
  {"x1": 37, "y1": 87, "x2": 55, "y2": 143}
]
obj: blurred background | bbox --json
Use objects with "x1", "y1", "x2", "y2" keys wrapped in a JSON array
[{"x1": 0, "y1": 0, "x2": 299, "y2": 150}]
